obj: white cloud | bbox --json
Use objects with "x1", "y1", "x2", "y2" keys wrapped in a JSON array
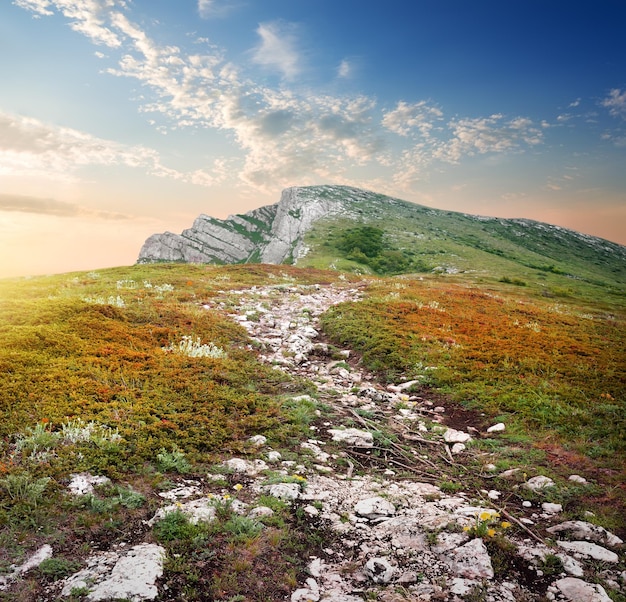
[
  {"x1": 0, "y1": 110, "x2": 226, "y2": 187},
  {"x1": 12, "y1": 0, "x2": 53, "y2": 16},
  {"x1": 382, "y1": 101, "x2": 443, "y2": 138},
  {"x1": 17, "y1": 0, "x2": 124, "y2": 47},
  {"x1": 602, "y1": 88, "x2": 626, "y2": 120},
  {"x1": 337, "y1": 59, "x2": 351, "y2": 78},
  {"x1": 12, "y1": 1, "x2": 549, "y2": 196},
  {"x1": 435, "y1": 114, "x2": 543, "y2": 163},
  {"x1": 198, "y1": 0, "x2": 214, "y2": 18},
  {"x1": 252, "y1": 21, "x2": 301, "y2": 80}
]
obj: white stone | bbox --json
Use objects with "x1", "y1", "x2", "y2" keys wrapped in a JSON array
[
  {"x1": 18, "y1": 544, "x2": 53, "y2": 575},
  {"x1": 487, "y1": 423, "x2": 506, "y2": 433},
  {"x1": 328, "y1": 427, "x2": 374, "y2": 448},
  {"x1": 248, "y1": 434, "x2": 267, "y2": 447},
  {"x1": 248, "y1": 506, "x2": 274, "y2": 519},
  {"x1": 451, "y1": 443, "x2": 466, "y2": 454},
  {"x1": 524, "y1": 475, "x2": 555, "y2": 492},
  {"x1": 68, "y1": 473, "x2": 111, "y2": 496},
  {"x1": 555, "y1": 577, "x2": 612, "y2": 602},
  {"x1": 448, "y1": 538, "x2": 494, "y2": 580},
  {"x1": 266, "y1": 450, "x2": 282, "y2": 463},
  {"x1": 568, "y1": 474, "x2": 587, "y2": 484},
  {"x1": 62, "y1": 544, "x2": 165, "y2": 601},
  {"x1": 158, "y1": 485, "x2": 202, "y2": 500},
  {"x1": 364, "y1": 557, "x2": 395, "y2": 583},
  {"x1": 488, "y1": 490, "x2": 501, "y2": 500},
  {"x1": 222, "y1": 457, "x2": 268, "y2": 475},
  {"x1": 557, "y1": 541, "x2": 619, "y2": 563},
  {"x1": 354, "y1": 496, "x2": 396, "y2": 519},
  {"x1": 547, "y1": 521, "x2": 623, "y2": 547},
  {"x1": 556, "y1": 554, "x2": 585, "y2": 578},
  {"x1": 542, "y1": 502, "x2": 562, "y2": 514},
  {"x1": 443, "y1": 428, "x2": 471, "y2": 443},
  {"x1": 264, "y1": 482, "x2": 301, "y2": 501}
]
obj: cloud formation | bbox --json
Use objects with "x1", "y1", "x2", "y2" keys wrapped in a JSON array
[
  {"x1": 252, "y1": 21, "x2": 301, "y2": 80},
  {"x1": 602, "y1": 88, "x2": 626, "y2": 120},
  {"x1": 0, "y1": 109, "x2": 225, "y2": 186},
  {"x1": 13, "y1": 0, "x2": 556, "y2": 196}
]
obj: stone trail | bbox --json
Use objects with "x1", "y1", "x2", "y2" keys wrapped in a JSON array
[{"x1": 14, "y1": 281, "x2": 623, "y2": 602}]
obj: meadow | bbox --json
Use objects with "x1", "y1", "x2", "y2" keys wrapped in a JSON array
[{"x1": 0, "y1": 262, "x2": 623, "y2": 600}]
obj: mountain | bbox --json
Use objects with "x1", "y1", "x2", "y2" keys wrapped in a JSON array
[{"x1": 138, "y1": 185, "x2": 626, "y2": 291}]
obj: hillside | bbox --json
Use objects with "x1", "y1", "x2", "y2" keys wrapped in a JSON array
[
  {"x1": 139, "y1": 185, "x2": 626, "y2": 304},
  {"x1": 0, "y1": 263, "x2": 624, "y2": 601}
]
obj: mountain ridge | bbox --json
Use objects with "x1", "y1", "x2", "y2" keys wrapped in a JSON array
[{"x1": 138, "y1": 185, "x2": 626, "y2": 288}]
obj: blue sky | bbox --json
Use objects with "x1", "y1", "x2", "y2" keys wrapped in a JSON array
[{"x1": 1, "y1": 0, "x2": 625, "y2": 276}]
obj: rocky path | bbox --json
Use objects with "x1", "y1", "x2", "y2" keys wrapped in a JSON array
[
  {"x1": 215, "y1": 282, "x2": 625, "y2": 602},
  {"x1": 15, "y1": 281, "x2": 623, "y2": 601}
]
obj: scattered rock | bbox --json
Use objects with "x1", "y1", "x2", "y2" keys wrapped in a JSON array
[
  {"x1": 555, "y1": 577, "x2": 612, "y2": 602},
  {"x1": 524, "y1": 475, "x2": 555, "y2": 492},
  {"x1": 547, "y1": 521, "x2": 623, "y2": 547},
  {"x1": 354, "y1": 496, "x2": 396, "y2": 519},
  {"x1": 448, "y1": 538, "x2": 494, "y2": 580},
  {"x1": 328, "y1": 427, "x2": 374, "y2": 447},
  {"x1": 568, "y1": 474, "x2": 587, "y2": 484},
  {"x1": 442, "y1": 428, "x2": 472, "y2": 443},
  {"x1": 61, "y1": 544, "x2": 165, "y2": 601},
  {"x1": 364, "y1": 557, "x2": 395, "y2": 584},
  {"x1": 487, "y1": 423, "x2": 506, "y2": 433},
  {"x1": 68, "y1": 473, "x2": 111, "y2": 496},
  {"x1": 542, "y1": 502, "x2": 563, "y2": 514},
  {"x1": 556, "y1": 541, "x2": 619, "y2": 563}
]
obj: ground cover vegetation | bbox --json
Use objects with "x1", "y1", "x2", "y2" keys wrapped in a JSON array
[{"x1": 0, "y1": 260, "x2": 624, "y2": 599}]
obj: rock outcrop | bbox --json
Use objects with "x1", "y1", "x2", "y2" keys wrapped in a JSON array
[{"x1": 137, "y1": 185, "x2": 357, "y2": 265}]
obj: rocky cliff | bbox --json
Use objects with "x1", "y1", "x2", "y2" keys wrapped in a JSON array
[{"x1": 137, "y1": 185, "x2": 357, "y2": 265}]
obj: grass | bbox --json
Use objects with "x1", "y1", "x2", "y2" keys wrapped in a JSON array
[{"x1": 0, "y1": 259, "x2": 624, "y2": 599}]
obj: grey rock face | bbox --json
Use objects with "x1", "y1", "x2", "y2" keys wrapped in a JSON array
[{"x1": 137, "y1": 185, "x2": 351, "y2": 265}]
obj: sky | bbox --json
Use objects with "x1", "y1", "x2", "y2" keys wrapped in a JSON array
[{"x1": 1, "y1": 0, "x2": 625, "y2": 278}]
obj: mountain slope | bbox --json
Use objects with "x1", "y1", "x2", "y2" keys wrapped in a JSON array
[{"x1": 138, "y1": 185, "x2": 626, "y2": 295}]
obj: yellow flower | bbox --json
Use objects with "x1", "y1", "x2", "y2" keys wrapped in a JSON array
[
  {"x1": 463, "y1": 526, "x2": 471, "y2": 532},
  {"x1": 500, "y1": 521, "x2": 512, "y2": 529},
  {"x1": 233, "y1": 483, "x2": 243, "y2": 491},
  {"x1": 223, "y1": 494, "x2": 231, "y2": 500},
  {"x1": 479, "y1": 511, "x2": 493, "y2": 521},
  {"x1": 487, "y1": 528, "x2": 496, "y2": 537}
]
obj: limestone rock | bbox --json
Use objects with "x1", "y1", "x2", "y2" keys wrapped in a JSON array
[
  {"x1": 524, "y1": 475, "x2": 555, "y2": 492},
  {"x1": 448, "y1": 538, "x2": 494, "y2": 580},
  {"x1": 556, "y1": 541, "x2": 619, "y2": 563},
  {"x1": 328, "y1": 427, "x2": 374, "y2": 447},
  {"x1": 68, "y1": 473, "x2": 111, "y2": 496},
  {"x1": 61, "y1": 544, "x2": 165, "y2": 601},
  {"x1": 555, "y1": 577, "x2": 612, "y2": 602},
  {"x1": 138, "y1": 185, "x2": 351, "y2": 265},
  {"x1": 354, "y1": 496, "x2": 396, "y2": 519},
  {"x1": 547, "y1": 520, "x2": 623, "y2": 547},
  {"x1": 364, "y1": 558, "x2": 395, "y2": 584},
  {"x1": 442, "y1": 428, "x2": 472, "y2": 443}
]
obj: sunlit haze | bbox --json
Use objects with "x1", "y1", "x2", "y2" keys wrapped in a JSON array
[{"x1": 1, "y1": 0, "x2": 625, "y2": 277}]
